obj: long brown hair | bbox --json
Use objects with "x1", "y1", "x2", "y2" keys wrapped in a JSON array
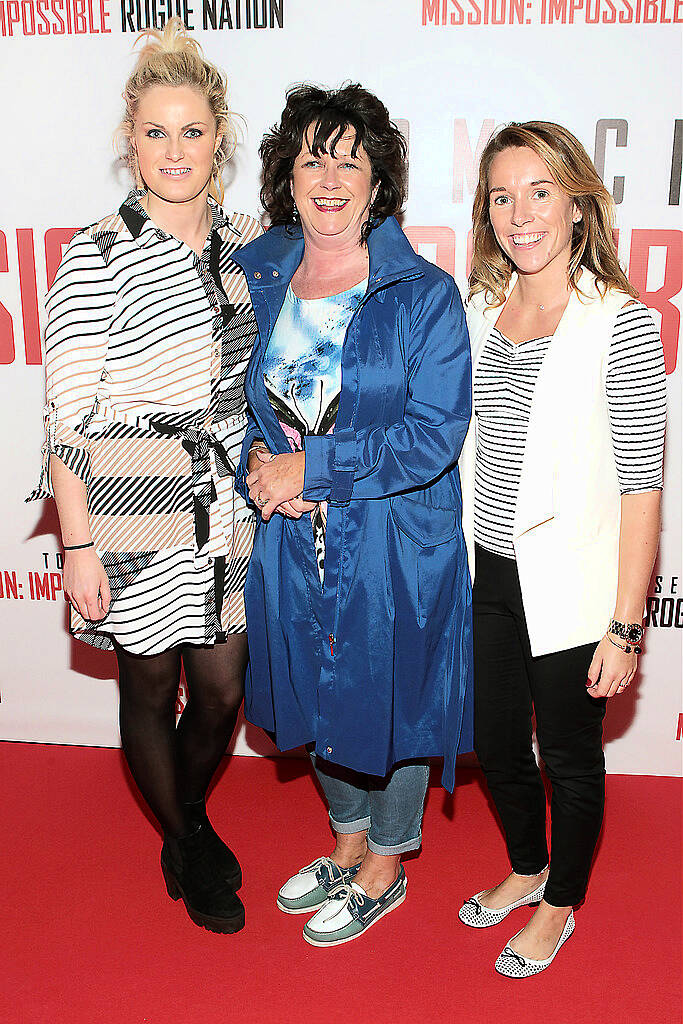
[{"x1": 469, "y1": 121, "x2": 637, "y2": 307}]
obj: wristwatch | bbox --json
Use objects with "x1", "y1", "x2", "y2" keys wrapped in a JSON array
[{"x1": 608, "y1": 619, "x2": 644, "y2": 645}]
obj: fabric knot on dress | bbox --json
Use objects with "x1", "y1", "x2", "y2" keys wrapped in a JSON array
[{"x1": 150, "y1": 417, "x2": 236, "y2": 554}]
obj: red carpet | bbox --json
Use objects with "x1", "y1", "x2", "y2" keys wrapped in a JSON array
[{"x1": 2, "y1": 742, "x2": 680, "y2": 1024}]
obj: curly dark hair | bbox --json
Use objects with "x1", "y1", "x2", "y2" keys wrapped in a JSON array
[{"x1": 260, "y1": 83, "x2": 408, "y2": 242}]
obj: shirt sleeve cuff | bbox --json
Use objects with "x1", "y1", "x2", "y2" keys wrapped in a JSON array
[{"x1": 303, "y1": 430, "x2": 355, "y2": 504}]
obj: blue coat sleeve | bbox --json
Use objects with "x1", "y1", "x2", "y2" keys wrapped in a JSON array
[
  {"x1": 302, "y1": 275, "x2": 472, "y2": 503},
  {"x1": 235, "y1": 408, "x2": 265, "y2": 502}
]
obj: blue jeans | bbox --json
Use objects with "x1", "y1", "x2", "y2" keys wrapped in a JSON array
[{"x1": 310, "y1": 753, "x2": 430, "y2": 855}]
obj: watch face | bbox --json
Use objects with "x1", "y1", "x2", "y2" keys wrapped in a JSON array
[{"x1": 627, "y1": 624, "x2": 643, "y2": 642}]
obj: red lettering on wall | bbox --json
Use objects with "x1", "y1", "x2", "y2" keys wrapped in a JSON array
[
  {"x1": 453, "y1": 119, "x2": 495, "y2": 203},
  {"x1": 422, "y1": 0, "x2": 439, "y2": 22},
  {"x1": 45, "y1": 228, "x2": 78, "y2": 290},
  {"x1": 34, "y1": 572, "x2": 50, "y2": 599},
  {"x1": 0, "y1": 230, "x2": 14, "y2": 365},
  {"x1": 629, "y1": 229, "x2": 682, "y2": 374},
  {"x1": 677, "y1": 713, "x2": 683, "y2": 740},
  {"x1": 405, "y1": 226, "x2": 456, "y2": 277},
  {"x1": 49, "y1": 572, "x2": 63, "y2": 600},
  {"x1": 16, "y1": 228, "x2": 41, "y2": 365}
]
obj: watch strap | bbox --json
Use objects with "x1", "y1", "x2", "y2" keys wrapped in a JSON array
[{"x1": 608, "y1": 618, "x2": 644, "y2": 644}]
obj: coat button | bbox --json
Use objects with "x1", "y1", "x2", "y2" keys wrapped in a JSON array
[
  {"x1": 254, "y1": 271, "x2": 262, "y2": 279},
  {"x1": 272, "y1": 270, "x2": 279, "y2": 277},
  {"x1": 326, "y1": 746, "x2": 333, "y2": 755}
]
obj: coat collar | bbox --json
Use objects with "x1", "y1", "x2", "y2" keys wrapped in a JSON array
[
  {"x1": 118, "y1": 190, "x2": 241, "y2": 248},
  {"x1": 231, "y1": 216, "x2": 424, "y2": 295}
]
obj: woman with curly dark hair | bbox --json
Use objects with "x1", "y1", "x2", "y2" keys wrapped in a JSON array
[{"x1": 231, "y1": 84, "x2": 473, "y2": 946}]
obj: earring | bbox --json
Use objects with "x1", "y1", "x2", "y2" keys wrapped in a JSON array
[
  {"x1": 292, "y1": 201, "x2": 299, "y2": 223},
  {"x1": 131, "y1": 148, "x2": 144, "y2": 192}
]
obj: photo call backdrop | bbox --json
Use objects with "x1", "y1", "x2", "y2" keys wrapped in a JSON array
[{"x1": 1, "y1": 0, "x2": 681, "y2": 776}]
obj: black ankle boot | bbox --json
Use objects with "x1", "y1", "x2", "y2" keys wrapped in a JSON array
[
  {"x1": 161, "y1": 824, "x2": 245, "y2": 934},
  {"x1": 183, "y1": 800, "x2": 242, "y2": 891}
]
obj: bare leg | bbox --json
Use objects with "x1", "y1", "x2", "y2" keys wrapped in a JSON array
[
  {"x1": 477, "y1": 866, "x2": 549, "y2": 910},
  {"x1": 508, "y1": 900, "x2": 573, "y2": 959}
]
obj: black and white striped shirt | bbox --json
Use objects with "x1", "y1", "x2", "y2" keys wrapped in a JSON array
[{"x1": 473, "y1": 303, "x2": 666, "y2": 560}]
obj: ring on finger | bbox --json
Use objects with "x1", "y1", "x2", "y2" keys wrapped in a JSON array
[{"x1": 256, "y1": 492, "x2": 266, "y2": 508}]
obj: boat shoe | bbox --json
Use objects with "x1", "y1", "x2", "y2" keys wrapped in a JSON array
[
  {"x1": 458, "y1": 877, "x2": 547, "y2": 928},
  {"x1": 302, "y1": 865, "x2": 407, "y2": 947},
  {"x1": 495, "y1": 911, "x2": 575, "y2": 977},
  {"x1": 277, "y1": 856, "x2": 361, "y2": 915}
]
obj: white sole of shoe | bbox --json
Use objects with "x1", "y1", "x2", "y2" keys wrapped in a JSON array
[
  {"x1": 302, "y1": 887, "x2": 407, "y2": 947},
  {"x1": 276, "y1": 896, "x2": 327, "y2": 915}
]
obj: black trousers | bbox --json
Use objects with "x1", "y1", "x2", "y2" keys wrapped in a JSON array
[{"x1": 473, "y1": 544, "x2": 607, "y2": 907}]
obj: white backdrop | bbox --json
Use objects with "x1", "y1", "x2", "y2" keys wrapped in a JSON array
[{"x1": 1, "y1": 1, "x2": 681, "y2": 775}]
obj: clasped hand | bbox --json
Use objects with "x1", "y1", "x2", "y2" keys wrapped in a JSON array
[{"x1": 246, "y1": 448, "x2": 315, "y2": 521}]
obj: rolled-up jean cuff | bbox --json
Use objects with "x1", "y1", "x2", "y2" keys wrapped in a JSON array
[
  {"x1": 367, "y1": 831, "x2": 422, "y2": 856},
  {"x1": 329, "y1": 813, "x2": 371, "y2": 835}
]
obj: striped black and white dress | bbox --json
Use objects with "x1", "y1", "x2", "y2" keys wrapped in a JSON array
[
  {"x1": 474, "y1": 304, "x2": 667, "y2": 559},
  {"x1": 28, "y1": 191, "x2": 262, "y2": 654}
]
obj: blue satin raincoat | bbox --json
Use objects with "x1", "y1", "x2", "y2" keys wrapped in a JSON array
[{"x1": 233, "y1": 217, "x2": 473, "y2": 790}]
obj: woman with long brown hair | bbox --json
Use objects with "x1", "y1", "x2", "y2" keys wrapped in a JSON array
[{"x1": 458, "y1": 122, "x2": 666, "y2": 976}]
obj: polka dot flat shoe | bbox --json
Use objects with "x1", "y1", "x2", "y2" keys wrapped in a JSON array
[
  {"x1": 495, "y1": 911, "x2": 575, "y2": 978},
  {"x1": 458, "y1": 877, "x2": 547, "y2": 928}
]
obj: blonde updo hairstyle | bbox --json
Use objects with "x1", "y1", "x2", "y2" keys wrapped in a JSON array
[
  {"x1": 117, "y1": 17, "x2": 238, "y2": 204},
  {"x1": 469, "y1": 121, "x2": 637, "y2": 307}
]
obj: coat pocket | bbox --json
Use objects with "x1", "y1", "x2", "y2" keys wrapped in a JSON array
[
  {"x1": 389, "y1": 495, "x2": 459, "y2": 547},
  {"x1": 389, "y1": 496, "x2": 460, "y2": 628}
]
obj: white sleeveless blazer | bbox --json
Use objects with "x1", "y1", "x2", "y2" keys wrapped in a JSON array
[{"x1": 462, "y1": 270, "x2": 631, "y2": 656}]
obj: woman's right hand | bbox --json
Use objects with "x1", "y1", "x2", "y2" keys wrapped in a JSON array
[
  {"x1": 63, "y1": 548, "x2": 111, "y2": 621},
  {"x1": 247, "y1": 445, "x2": 316, "y2": 519}
]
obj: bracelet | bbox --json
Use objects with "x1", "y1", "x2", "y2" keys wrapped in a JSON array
[
  {"x1": 63, "y1": 541, "x2": 94, "y2": 551},
  {"x1": 606, "y1": 633, "x2": 641, "y2": 655},
  {"x1": 608, "y1": 618, "x2": 644, "y2": 644}
]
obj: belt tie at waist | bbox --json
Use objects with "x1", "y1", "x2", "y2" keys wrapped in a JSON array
[{"x1": 150, "y1": 418, "x2": 236, "y2": 553}]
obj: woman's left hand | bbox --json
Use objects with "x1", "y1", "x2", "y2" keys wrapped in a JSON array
[
  {"x1": 246, "y1": 449, "x2": 306, "y2": 521},
  {"x1": 586, "y1": 634, "x2": 638, "y2": 698}
]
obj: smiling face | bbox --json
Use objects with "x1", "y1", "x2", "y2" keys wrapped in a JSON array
[
  {"x1": 290, "y1": 126, "x2": 376, "y2": 247},
  {"x1": 487, "y1": 146, "x2": 581, "y2": 279},
  {"x1": 133, "y1": 84, "x2": 220, "y2": 204}
]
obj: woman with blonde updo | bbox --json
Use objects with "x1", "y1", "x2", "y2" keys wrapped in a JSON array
[{"x1": 27, "y1": 18, "x2": 262, "y2": 933}]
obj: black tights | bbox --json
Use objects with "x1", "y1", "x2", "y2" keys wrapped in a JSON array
[{"x1": 116, "y1": 636, "x2": 248, "y2": 838}]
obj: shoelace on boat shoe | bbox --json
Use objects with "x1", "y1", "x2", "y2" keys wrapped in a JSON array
[
  {"x1": 295, "y1": 856, "x2": 339, "y2": 884},
  {"x1": 324, "y1": 884, "x2": 368, "y2": 922}
]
